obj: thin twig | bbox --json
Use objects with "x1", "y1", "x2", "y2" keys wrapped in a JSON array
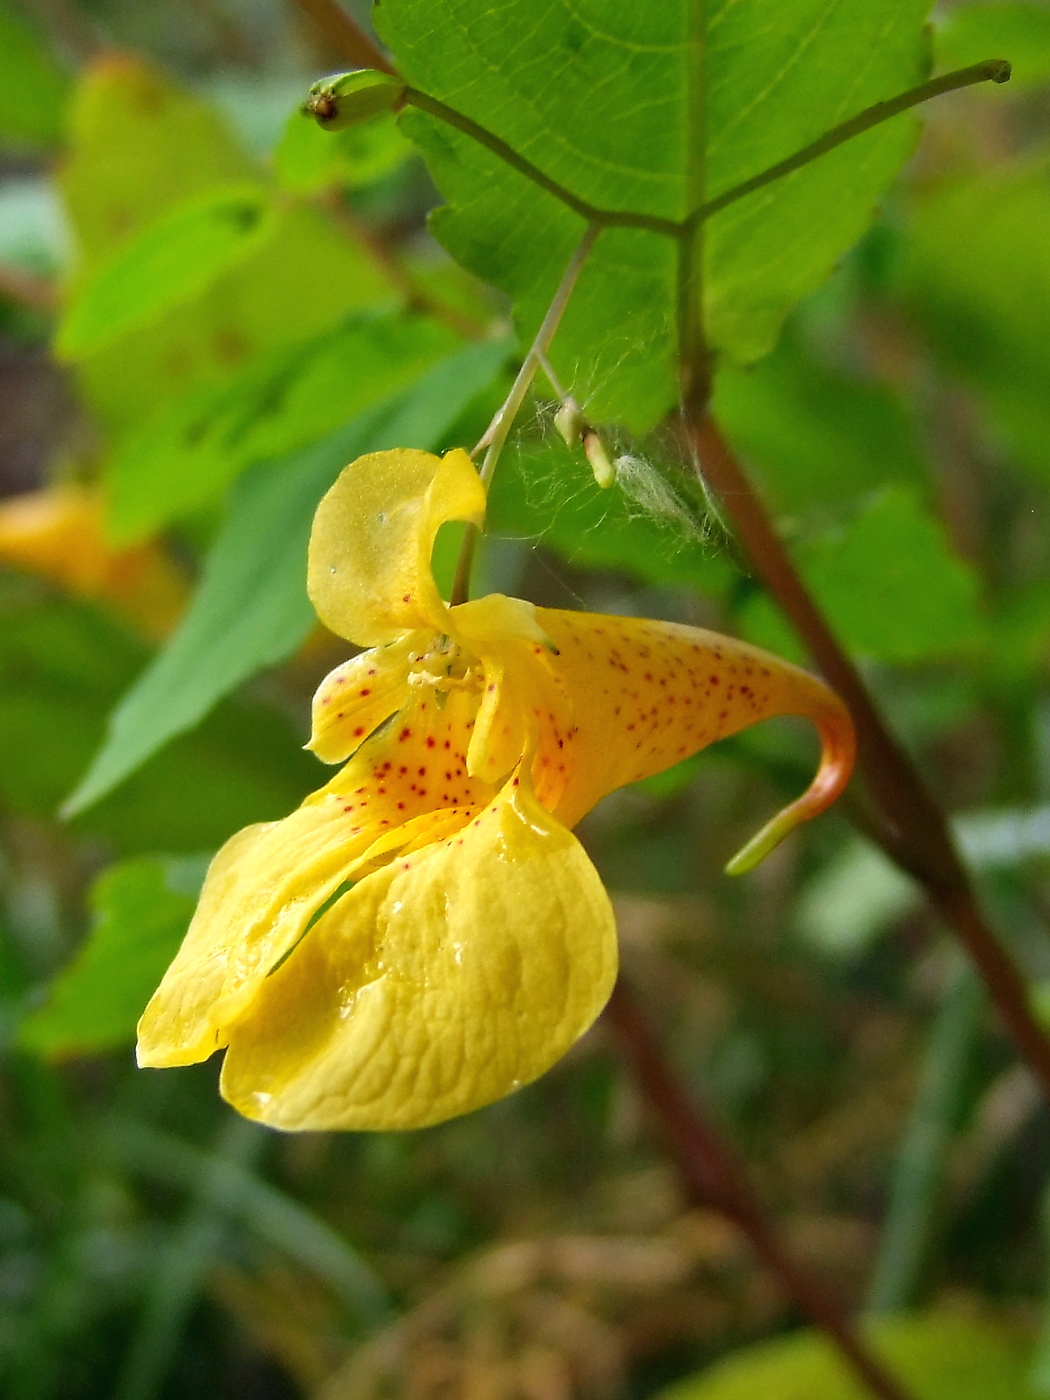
[
  {"x1": 692, "y1": 61, "x2": 1011, "y2": 227},
  {"x1": 605, "y1": 980, "x2": 918, "y2": 1400},
  {"x1": 685, "y1": 412, "x2": 1050, "y2": 1103},
  {"x1": 402, "y1": 62, "x2": 1010, "y2": 239},
  {"x1": 0, "y1": 264, "x2": 55, "y2": 313},
  {"x1": 449, "y1": 222, "x2": 601, "y2": 605},
  {"x1": 320, "y1": 192, "x2": 485, "y2": 339},
  {"x1": 292, "y1": 0, "x2": 397, "y2": 75}
]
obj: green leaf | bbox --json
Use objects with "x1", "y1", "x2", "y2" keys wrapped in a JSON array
[
  {"x1": 936, "y1": 3, "x2": 1050, "y2": 91},
  {"x1": 19, "y1": 857, "x2": 205, "y2": 1057},
  {"x1": 488, "y1": 434, "x2": 736, "y2": 596},
  {"x1": 59, "y1": 56, "x2": 254, "y2": 272},
  {"x1": 58, "y1": 58, "x2": 394, "y2": 433},
  {"x1": 56, "y1": 184, "x2": 276, "y2": 359},
  {"x1": 274, "y1": 108, "x2": 412, "y2": 194},
  {"x1": 79, "y1": 200, "x2": 396, "y2": 437},
  {"x1": 0, "y1": 581, "x2": 317, "y2": 852},
  {"x1": 713, "y1": 328, "x2": 927, "y2": 516},
  {"x1": 377, "y1": 0, "x2": 930, "y2": 429},
  {"x1": 105, "y1": 311, "x2": 457, "y2": 540},
  {"x1": 654, "y1": 1312, "x2": 1036, "y2": 1400},
  {"x1": 899, "y1": 166, "x2": 1050, "y2": 486},
  {"x1": 0, "y1": 0, "x2": 70, "y2": 147},
  {"x1": 739, "y1": 487, "x2": 986, "y2": 663},
  {"x1": 64, "y1": 338, "x2": 510, "y2": 815}
]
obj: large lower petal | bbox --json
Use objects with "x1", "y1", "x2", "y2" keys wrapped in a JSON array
[
  {"x1": 218, "y1": 767, "x2": 618, "y2": 1131},
  {"x1": 137, "y1": 687, "x2": 498, "y2": 1067}
]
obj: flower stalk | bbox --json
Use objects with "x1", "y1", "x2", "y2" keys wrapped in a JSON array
[
  {"x1": 685, "y1": 411, "x2": 1050, "y2": 1101},
  {"x1": 450, "y1": 221, "x2": 600, "y2": 605}
]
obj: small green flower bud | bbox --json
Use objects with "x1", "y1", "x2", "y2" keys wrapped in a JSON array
[
  {"x1": 303, "y1": 70, "x2": 406, "y2": 131},
  {"x1": 583, "y1": 430, "x2": 616, "y2": 489}
]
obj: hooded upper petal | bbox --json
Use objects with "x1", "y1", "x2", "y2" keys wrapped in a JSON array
[
  {"x1": 531, "y1": 608, "x2": 855, "y2": 862},
  {"x1": 307, "y1": 447, "x2": 485, "y2": 647},
  {"x1": 217, "y1": 761, "x2": 617, "y2": 1131}
]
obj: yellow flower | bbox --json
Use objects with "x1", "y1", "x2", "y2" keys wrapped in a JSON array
[
  {"x1": 137, "y1": 448, "x2": 855, "y2": 1131},
  {"x1": 0, "y1": 487, "x2": 186, "y2": 638}
]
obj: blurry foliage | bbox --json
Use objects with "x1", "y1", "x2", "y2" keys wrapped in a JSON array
[{"x1": 0, "y1": 0, "x2": 1049, "y2": 1398}]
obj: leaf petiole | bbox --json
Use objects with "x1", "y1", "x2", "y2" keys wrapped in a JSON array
[
  {"x1": 402, "y1": 62, "x2": 1011, "y2": 241},
  {"x1": 450, "y1": 222, "x2": 601, "y2": 606}
]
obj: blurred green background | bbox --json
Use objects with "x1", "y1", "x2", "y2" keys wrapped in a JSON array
[{"x1": 2, "y1": 0, "x2": 1050, "y2": 1396}]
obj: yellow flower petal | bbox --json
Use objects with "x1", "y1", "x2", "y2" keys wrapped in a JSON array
[
  {"x1": 137, "y1": 686, "x2": 499, "y2": 1066},
  {"x1": 307, "y1": 447, "x2": 485, "y2": 647},
  {"x1": 0, "y1": 486, "x2": 186, "y2": 637},
  {"x1": 450, "y1": 593, "x2": 572, "y2": 792},
  {"x1": 307, "y1": 633, "x2": 419, "y2": 764},
  {"x1": 217, "y1": 765, "x2": 618, "y2": 1131},
  {"x1": 535, "y1": 609, "x2": 855, "y2": 859}
]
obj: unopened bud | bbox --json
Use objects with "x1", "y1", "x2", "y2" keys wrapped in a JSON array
[
  {"x1": 583, "y1": 430, "x2": 616, "y2": 489},
  {"x1": 554, "y1": 396, "x2": 584, "y2": 448},
  {"x1": 303, "y1": 70, "x2": 406, "y2": 130}
]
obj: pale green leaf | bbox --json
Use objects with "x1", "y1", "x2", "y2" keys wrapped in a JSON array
[
  {"x1": 655, "y1": 1312, "x2": 1036, "y2": 1400},
  {"x1": 105, "y1": 312, "x2": 457, "y2": 540},
  {"x1": 56, "y1": 184, "x2": 276, "y2": 359},
  {"x1": 274, "y1": 107, "x2": 412, "y2": 193},
  {"x1": 78, "y1": 199, "x2": 396, "y2": 436},
  {"x1": 59, "y1": 55, "x2": 254, "y2": 271},
  {"x1": 57, "y1": 58, "x2": 395, "y2": 432},
  {"x1": 19, "y1": 857, "x2": 205, "y2": 1057},
  {"x1": 64, "y1": 339, "x2": 509, "y2": 815}
]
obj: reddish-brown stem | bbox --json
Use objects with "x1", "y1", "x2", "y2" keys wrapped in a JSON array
[
  {"x1": 686, "y1": 409, "x2": 1050, "y2": 1100},
  {"x1": 0, "y1": 264, "x2": 55, "y2": 312},
  {"x1": 320, "y1": 193, "x2": 485, "y2": 339},
  {"x1": 292, "y1": 0, "x2": 397, "y2": 75},
  {"x1": 605, "y1": 981, "x2": 916, "y2": 1400}
]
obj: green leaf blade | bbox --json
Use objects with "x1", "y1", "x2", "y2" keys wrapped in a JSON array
[
  {"x1": 63, "y1": 339, "x2": 510, "y2": 815},
  {"x1": 56, "y1": 184, "x2": 276, "y2": 359},
  {"x1": 19, "y1": 856, "x2": 205, "y2": 1057}
]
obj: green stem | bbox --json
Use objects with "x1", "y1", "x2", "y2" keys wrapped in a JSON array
[
  {"x1": 693, "y1": 61, "x2": 1011, "y2": 227},
  {"x1": 402, "y1": 88, "x2": 679, "y2": 236},
  {"x1": 450, "y1": 221, "x2": 601, "y2": 606},
  {"x1": 686, "y1": 414, "x2": 1050, "y2": 1105},
  {"x1": 678, "y1": 0, "x2": 710, "y2": 408},
  {"x1": 404, "y1": 63, "x2": 1010, "y2": 241},
  {"x1": 866, "y1": 965, "x2": 983, "y2": 1316}
]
